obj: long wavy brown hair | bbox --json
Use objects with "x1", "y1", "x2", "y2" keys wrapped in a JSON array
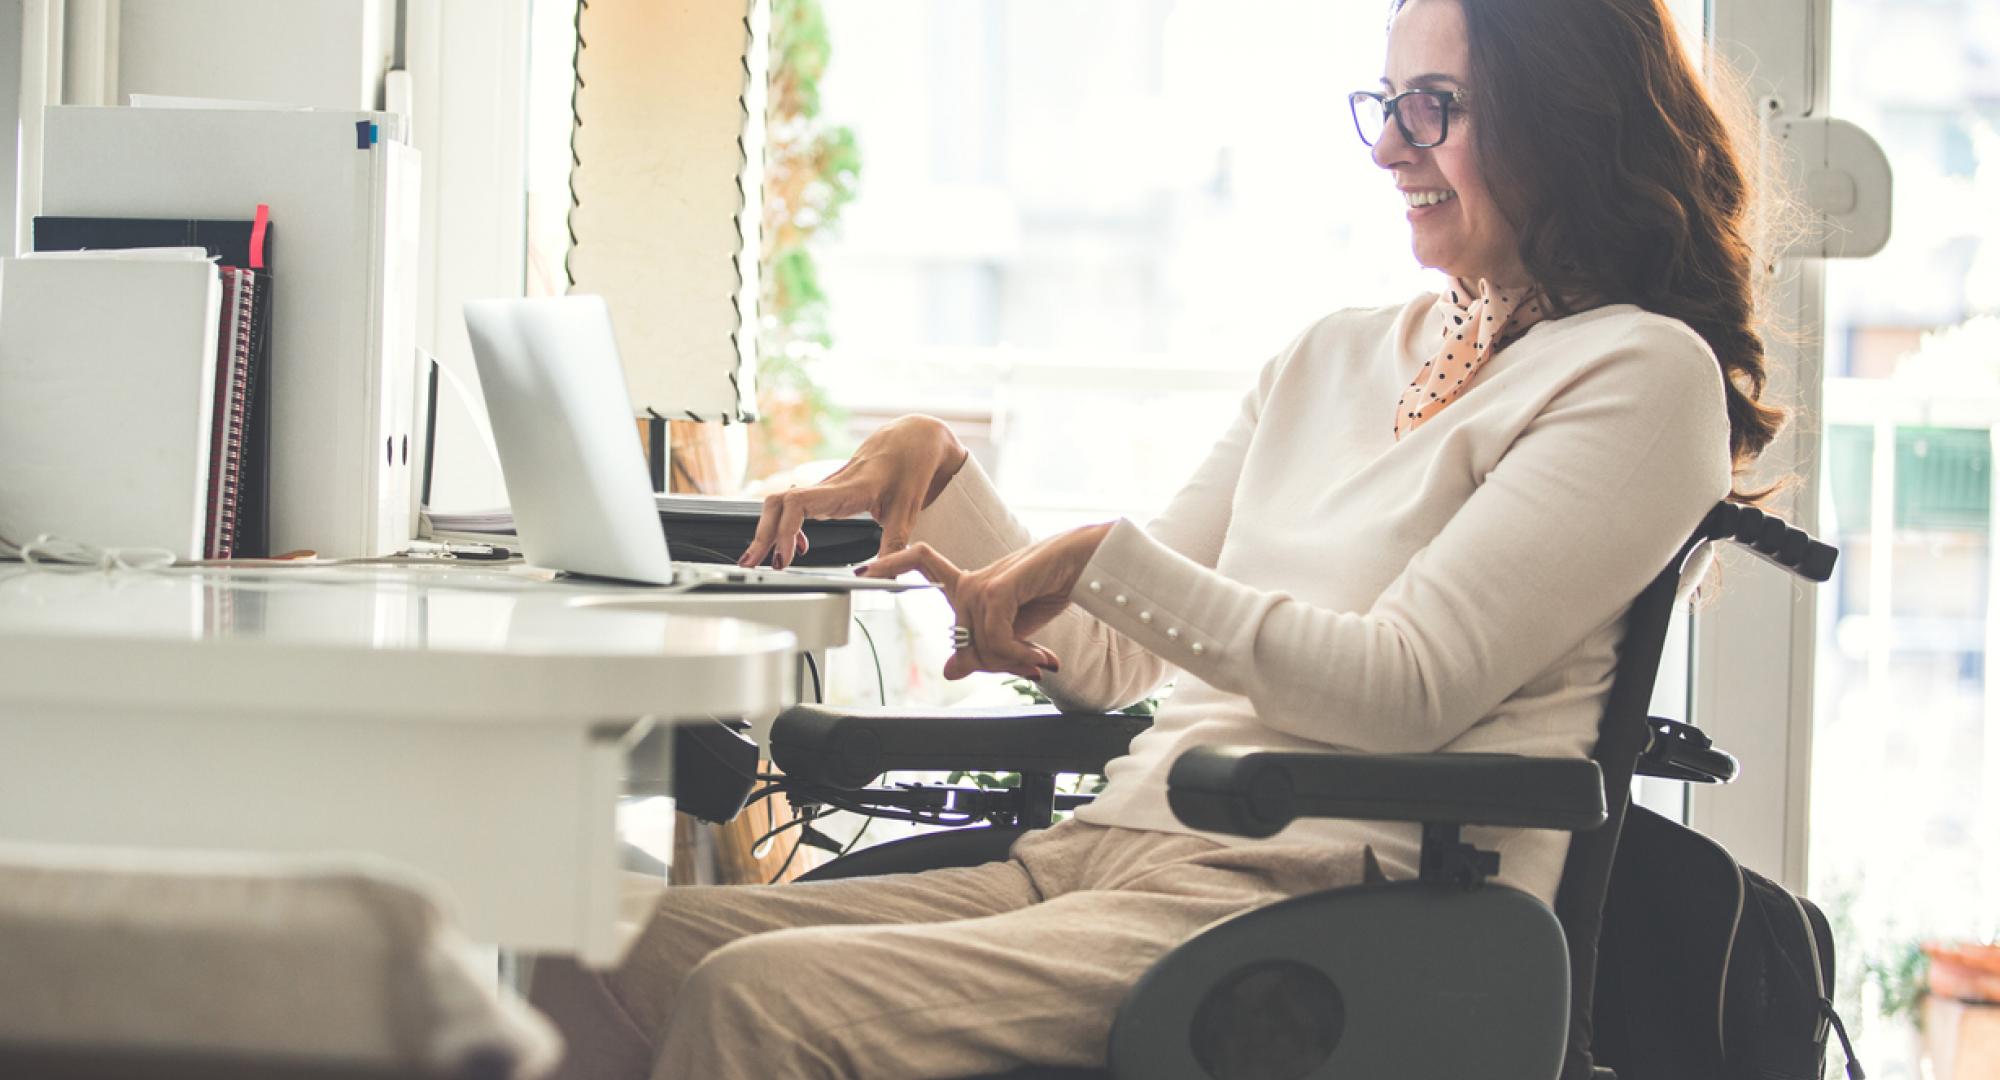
[{"x1": 1393, "y1": 0, "x2": 1787, "y2": 498}]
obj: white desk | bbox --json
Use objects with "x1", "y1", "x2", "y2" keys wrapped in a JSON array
[
  {"x1": 0, "y1": 563, "x2": 804, "y2": 964},
  {"x1": 485, "y1": 565, "x2": 858, "y2": 730}
]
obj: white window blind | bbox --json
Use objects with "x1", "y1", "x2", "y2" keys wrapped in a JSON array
[{"x1": 567, "y1": 0, "x2": 767, "y2": 422}]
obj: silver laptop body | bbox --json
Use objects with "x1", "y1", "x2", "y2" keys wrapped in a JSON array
[{"x1": 463, "y1": 295, "x2": 906, "y2": 591}]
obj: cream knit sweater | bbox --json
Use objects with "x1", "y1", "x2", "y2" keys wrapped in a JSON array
[{"x1": 909, "y1": 293, "x2": 1733, "y2": 904}]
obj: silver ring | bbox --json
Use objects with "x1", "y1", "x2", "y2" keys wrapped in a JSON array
[{"x1": 950, "y1": 625, "x2": 973, "y2": 650}]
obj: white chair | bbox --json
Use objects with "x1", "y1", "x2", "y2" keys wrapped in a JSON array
[{"x1": 0, "y1": 846, "x2": 560, "y2": 1080}]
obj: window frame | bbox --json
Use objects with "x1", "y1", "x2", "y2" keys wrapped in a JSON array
[
  {"x1": 1689, "y1": 0, "x2": 1834, "y2": 892},
  {"x1": 10, "y1": 0, "x2": 62, "y2": 257}
]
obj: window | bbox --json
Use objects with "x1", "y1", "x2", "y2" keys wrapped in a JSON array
[
  {"x1": 1811, "y1": 0, "x2": 1999, "y2": 1068},
  {"x1": 525, "y1": 0, "x2": 577, "y2": 300},
  {"x1": 809, "y1": 0, "x2": 1444, "y2": 531}
]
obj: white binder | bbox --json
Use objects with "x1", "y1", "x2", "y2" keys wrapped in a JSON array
[
  {"x1": 0, "y1": 250, "x2": 222, "y2": 561},
  {"x1": 40, "y1": 105, "x2": 421, "y2": 558}
]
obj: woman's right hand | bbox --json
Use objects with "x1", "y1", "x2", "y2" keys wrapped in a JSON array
[{"x1": 738, "y1": 415, "x2": 970, "y2": 569}]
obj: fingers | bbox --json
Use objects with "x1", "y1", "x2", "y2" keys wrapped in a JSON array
[
  {"x1": 975, "y1": 583, "x2": 1025, "y2": 676},
  {"x1": 950, "y1": 576, "x2": 1064, "y2": 683},
  {"x1": 739, "y1": 487, "x2": 847, "y2": 568},
  {"x1": 1026, "y1": 641, "x2": 1062, "y2": 671},
  {"x1": 861, "y1": 544, "x2": 1062, "y2": 682},
  {"x1": 941, "y1": 633, "x2": 1058, "y2": 682},
  {"x1": 872, "y1": 520, "x2": 912, "y2": 560},
  {"x1": 873, "y1": 490, "x2": 923, "y2": 560},
  {"x1": 740, "y1": 492, "x2": 790, "y2": 568},
  {"x1": 858, "y1": 542, "x2": 962, "y2": 590},
  {"x1": 770, "y1": 497, "x2": 811, "y2": 570}
]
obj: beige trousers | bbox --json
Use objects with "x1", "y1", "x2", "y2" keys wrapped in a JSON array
[{"x1": 528, "y1": 821, "x2": 1368, "y2": 1080}]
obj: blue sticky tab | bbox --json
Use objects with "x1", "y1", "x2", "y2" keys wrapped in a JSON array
[
  {"x1": 355, "y1": 120, "x2": 370, "y2": 149},
  {"x1": 369, "y1": 122, "x2": 380, "y2": 146}
]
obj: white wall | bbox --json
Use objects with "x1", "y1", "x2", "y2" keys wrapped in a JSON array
[
  {"x1": 403, "y1": 0, "x2": 529, "y2": 511},
  {"x1": 115, "y1": 0, "x2": 396, "y2": 110},
  {"x1": 90, "y1": 0, "x2": 526, "y2": 512},
  {"x1": 2, "y1": 0, "x2": 23, "y2": 254}
]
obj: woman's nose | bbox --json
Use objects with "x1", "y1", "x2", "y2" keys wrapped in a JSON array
[{"x1": 1370, "y1": 118, "x2": 1414, "y2": 170}]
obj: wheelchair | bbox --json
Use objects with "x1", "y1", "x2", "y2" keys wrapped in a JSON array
[{"x1": 672, "y1": 500, "x2": 1838, "y2": 1080}]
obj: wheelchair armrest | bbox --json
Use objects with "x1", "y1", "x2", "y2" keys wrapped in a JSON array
[
  {"x1": 769, "y1": 704, "x2": 1152, "y2": 790},
  {"x1": 1165, "y1": 746, "x2": 1607, "y2": 839}
]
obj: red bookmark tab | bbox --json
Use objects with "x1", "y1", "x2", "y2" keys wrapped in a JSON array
[{"x1": 250, "y1": 204, "x2": 270, "y2": 270}]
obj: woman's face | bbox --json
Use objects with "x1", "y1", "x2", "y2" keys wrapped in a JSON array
[{"x1": 1373, "y1": 0, "x2": 1526, "y2": 288}]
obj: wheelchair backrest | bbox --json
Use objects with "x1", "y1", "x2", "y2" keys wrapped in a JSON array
[{"x1": 1549, "y1": 502, "x2": 1835, "y2": 1080}]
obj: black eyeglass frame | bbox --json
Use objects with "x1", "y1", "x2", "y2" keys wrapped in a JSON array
[{"x1": 1348, "y1": 88, "x2": 1468, "y2": 149}]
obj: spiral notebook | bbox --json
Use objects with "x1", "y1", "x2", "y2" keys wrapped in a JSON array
[{"x1": 205, "y1": 265, "x2": 262, "y2": 558}]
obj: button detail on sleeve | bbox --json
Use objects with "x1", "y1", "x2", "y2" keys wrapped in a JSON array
[
  {"x1": 1165, "y1": 627, "x2": 1180, "y2": 641},
  {"x1": 1114, "y1": 594, "x2": 1128, "y2": 606},
  {"x1": 1088, "y1": 581, "x2": 1102, "y2": 593},
  {"x1": 1190, "y1": 642, "x2": 1205, "y2": 655},
  {"x1": 1138, "y1": 611, "x2": 1152, "y2": 623}
]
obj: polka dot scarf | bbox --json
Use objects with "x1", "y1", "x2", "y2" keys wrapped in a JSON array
[{"x1": 1394, "y1": 278, "x2": 1547, "y2": 439}]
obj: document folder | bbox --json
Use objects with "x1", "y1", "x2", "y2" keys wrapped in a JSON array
[{"x1": 0, "y1": 250, "x2": 222, "y2": 560}]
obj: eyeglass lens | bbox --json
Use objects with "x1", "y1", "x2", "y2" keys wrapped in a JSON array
[{"x1": 1350, "y1": 92, "x2": 1447, "y2": 148}]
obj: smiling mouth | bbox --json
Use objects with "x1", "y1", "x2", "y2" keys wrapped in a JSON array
[{"x1": 1404, "y1": 189, "x2": 1457, "y2": 208}]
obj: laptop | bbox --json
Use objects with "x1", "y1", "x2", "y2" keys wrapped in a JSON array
[{"x1": 463, "y1": 295, "x2": 911, "y2": 591}]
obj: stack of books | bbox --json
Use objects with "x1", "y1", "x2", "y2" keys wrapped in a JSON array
[
  {"x1": 0, "y1": 215, "x2": 275, "y2": 562},
  {"x1": 33, "y1": 215, "x2": 274, "y2": 558}
]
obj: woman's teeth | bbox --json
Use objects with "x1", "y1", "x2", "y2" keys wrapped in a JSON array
[{"x1": 1406, "y1": 189, "x2": 1456, "y2": 208}]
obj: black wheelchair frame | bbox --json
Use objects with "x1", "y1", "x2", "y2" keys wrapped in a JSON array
[{"x1": 734, "y1": 501, "x2": 1837, "y2": 1080}]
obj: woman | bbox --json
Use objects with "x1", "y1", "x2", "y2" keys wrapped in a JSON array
[{"x1": 532, "y1": 0, "x2": 1785, "y2": 1075}]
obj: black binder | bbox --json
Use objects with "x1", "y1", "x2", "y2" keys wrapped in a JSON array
[{"x1": 33, "y1": 215, "x2": 275, "y2": 557}]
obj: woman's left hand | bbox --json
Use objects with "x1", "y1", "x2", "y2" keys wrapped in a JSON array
[{"x1": 860, "y1": 522, "x2": 1114, "y2": 681}]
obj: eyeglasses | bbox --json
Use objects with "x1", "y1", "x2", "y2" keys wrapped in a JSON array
[{"x1": 1348, "y1": 88, "x2": 1467, "y2": 149}]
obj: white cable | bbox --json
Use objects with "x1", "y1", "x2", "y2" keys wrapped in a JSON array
[{"x1": 12, "y1": 533, "x2": 176, "y2": 572}]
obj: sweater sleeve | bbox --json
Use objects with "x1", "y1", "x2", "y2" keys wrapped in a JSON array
[
  {"x1": 903, "y1": 456, "x2": 1169, "y2": 711},
  {"x1": 905, "y1": 356, "x2": 1279, "y2": 711},
  {"x1": 1064, "y1": 323, "x2": 1734, "y2": 753}
]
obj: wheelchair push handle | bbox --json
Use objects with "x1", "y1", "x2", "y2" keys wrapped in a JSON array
[
  {"x1": 1634, "y1": 716, "x2": 1739, "y2": 784},
  {"x1": 1696, "y1": 502, "x2": 1838, "y2": 583}
]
